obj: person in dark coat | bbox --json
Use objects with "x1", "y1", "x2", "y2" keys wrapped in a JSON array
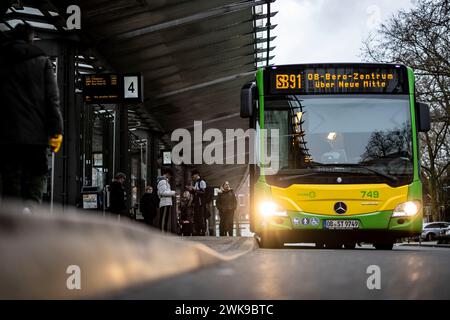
[
  {"x1": 140, "y1": 186, "x2": 158, "y2": 227},
  {"x1": 0, "y1": 23, "x2": 63, "y2": 208},
  {"x1": 216, "y1": 181, "x2": 238, "y2": 236},
  {"x1": 109, "y1": 172, "x2": 128, "y2": 217},
  {"x1": 180, "y1": 190, "x2": 194, "y2": 221},
  {"x1": 179, "y1": 190, "x2": 194, "y2": 236},
  {"x1": 187, "y1": 169, "x2": 207, "y2": 236}
]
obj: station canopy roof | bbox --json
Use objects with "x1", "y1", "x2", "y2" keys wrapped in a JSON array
[{"x1": 1, "y1": 0, "x2": 277, "y2": 188}]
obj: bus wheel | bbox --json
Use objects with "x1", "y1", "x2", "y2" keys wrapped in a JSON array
[
  {"x1": 374, "y1": 243, "x2": 394, "y2": 250},
  {"x1": 325, "y1": 242, "x2": 342, "y2": 249},
  {"x1": 425, "y1": 233, "x2": 435, "y2": 241},
  {"x1": 344, "y1": 243, "x2": 356, "y2": 249},
  {"x1": 258, "y1": 234, "x2": 283, "y2": 249},
  {"x1": 315, "y1": 242, "x2": 325, "y2": 249}
]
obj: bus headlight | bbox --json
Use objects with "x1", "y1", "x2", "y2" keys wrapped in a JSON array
[
  {"x1": 392, "y1": 201, "x2": 421, "y2": 217},
  {"x1": 259, "y1": 201, "x2": 287, "y2": 217}
]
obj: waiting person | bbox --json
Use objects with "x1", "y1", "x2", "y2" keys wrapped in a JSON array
[
  {"x1": 187, "y1": 169, "x2": 207, "y2": 236},
  {"x1": 157, "y1": 167, "x2": 176, "y2": 232},
  {"x1": 0, "y1": 23, "x2": 63, "y2": 209},
  {"x1": 179, "y1": 190, "x2": 194, "y2": 236},
  {"x1": 139, "y1": 186, "x2": 158, "y2": 227},
  {"x1": 216, "y1": 181, "x2": 238, "y2": 236},
  {"x1": 180, "y1": 190, "x2": 194, "y2": 221},
  {"x1": 109, "y1": 172, "x2": 128, "y2": 217}
]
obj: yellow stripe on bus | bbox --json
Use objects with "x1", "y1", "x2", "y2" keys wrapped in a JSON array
[{"x1": 270, "y1": 184, "x2": 408, "y2": 215}]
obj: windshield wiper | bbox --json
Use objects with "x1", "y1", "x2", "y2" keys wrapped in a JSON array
[
  {"x1": 277, "y1": 172, "x2": 325, "y2": 181},
  {"x1": 312, "y1": 163, "x2": 398, "y2": 183}
]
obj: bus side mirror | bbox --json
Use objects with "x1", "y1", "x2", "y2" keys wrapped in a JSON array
[
  {"x1": 417, "y1": 102, "x2": 431, "y2": 132},
  {"x1": 241, "y1": 82, "x2": 257, "y2": 118}
]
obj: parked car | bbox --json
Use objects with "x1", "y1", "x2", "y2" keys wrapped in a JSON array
[
  {"x1": 436, "y1": 226, "x2": 450, "y2": 244},
  {"x1": 421, "y1": 222, "x2": 450, "y2": 241}
]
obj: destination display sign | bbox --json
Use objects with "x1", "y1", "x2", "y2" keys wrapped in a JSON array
[
  {"x1": 267, "y1": 64, "x2": 409, "y2": 95},
  {"x1": 83, "y1": 74, "x2": 120, "y2": 104},
  {"x1": 82, "y1": 73, "x2": 144, "y2": 104}
]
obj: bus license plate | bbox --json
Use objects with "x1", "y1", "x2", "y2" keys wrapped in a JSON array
[{"x1": 324, "y1": 220, "x2": 360, "y2": 230}]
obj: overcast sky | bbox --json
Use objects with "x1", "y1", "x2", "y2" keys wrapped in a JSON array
[{"x1": 271, "y1": 0, "x2": 414, "y2": 64}]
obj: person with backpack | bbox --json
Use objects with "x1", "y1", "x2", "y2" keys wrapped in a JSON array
[
  {"x1": 216, "y1": 181, "x2": 238, "y2": 236},
  {"x1": 157, "y1": 167, "x2": 176, "y2": 233},
  {"x1": 139, "y1": 186, "x2": 158, "y2": 227},
  {"x1": 186, "y1": 169, "x2": 207, "y2": 236}
]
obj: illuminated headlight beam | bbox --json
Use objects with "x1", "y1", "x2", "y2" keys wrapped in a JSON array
[
  {"x1": 392, "y1": 201, "x2": 421, "y2": 217},
  {"x1": 259, "y1": 201, "x2": 287, "y2": 217}
]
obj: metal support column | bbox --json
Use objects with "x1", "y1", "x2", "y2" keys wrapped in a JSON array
[
  {"x1": 36, "y1": 39, "x2": 79, "y2": 208},
  {"x1": 68, "y1": 93, "x2": 82, "y2": 206},
  {"x1": 102, "y1": 113, "x2": 114, "y2": 186},
  {"x1": 116, "y1": 103, "x2": 131, "y2": 212},
  {"x1": 150, "y1": 134, "x2": 160, "y2": 186},
  {"x1": 82, "y1": 104, "x2": 94, "y2": 187}
]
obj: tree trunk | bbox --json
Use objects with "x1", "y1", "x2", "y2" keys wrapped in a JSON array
[{"x1": 428, "y1": 175, "x2": 440, "y2": 221}]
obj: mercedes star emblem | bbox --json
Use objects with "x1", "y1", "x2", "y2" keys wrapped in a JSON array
[{"x1": 334, "y1": 202, "x2": 347, "y2": 214}]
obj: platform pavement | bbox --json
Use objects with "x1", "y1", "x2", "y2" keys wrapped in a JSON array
[
  {"x1": 182, "y1": 236, "x2": 258, "y2": 258},
  {"x1": 398, "y1": 241, "x2": 450, "y2": 248},
  {"x1": 0, "y1": 203, "x2": 256, "y2": 299}
]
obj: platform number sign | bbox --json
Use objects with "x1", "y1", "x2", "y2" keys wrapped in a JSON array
[
  {"x1": 83, "y1": 73, "x2": 143, "y2": 104},
  {"x1": 124, "y1": 75, "x2": 139, "y2": 99}
]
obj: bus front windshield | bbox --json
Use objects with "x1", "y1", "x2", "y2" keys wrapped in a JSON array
[{"x1": 264, "y1": 95, "x2": 413, "y2": 186}]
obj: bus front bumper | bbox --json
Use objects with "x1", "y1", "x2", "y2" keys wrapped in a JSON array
[
  {"x1": 255, "y1": 210, "x2": 422, "y2": 243},
  {"x1": 257, "y1": 229, "x2": 418, "y2": 244}
]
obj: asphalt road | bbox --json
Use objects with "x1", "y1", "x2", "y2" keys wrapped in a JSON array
[{"x1": 112, "y1": 240, "x2": 450, "y2": 299}]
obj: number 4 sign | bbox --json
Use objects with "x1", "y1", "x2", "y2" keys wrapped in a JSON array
[{"x1": 123, "y1": 74, "x2": 143, "y2": 103}]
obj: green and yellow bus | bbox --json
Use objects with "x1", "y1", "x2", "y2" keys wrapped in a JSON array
[{"x1": 241, "y1": 63, "x2": 430, "y2": 249}]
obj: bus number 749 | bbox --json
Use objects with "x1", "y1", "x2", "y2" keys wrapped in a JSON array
[{"x1": 361, "y1": 191, "x2": 379, "y2": 198}]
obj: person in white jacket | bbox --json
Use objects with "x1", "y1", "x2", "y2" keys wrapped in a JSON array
[{"x1": 157, "y1": 167, "x2": 176, "y2": 232}]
